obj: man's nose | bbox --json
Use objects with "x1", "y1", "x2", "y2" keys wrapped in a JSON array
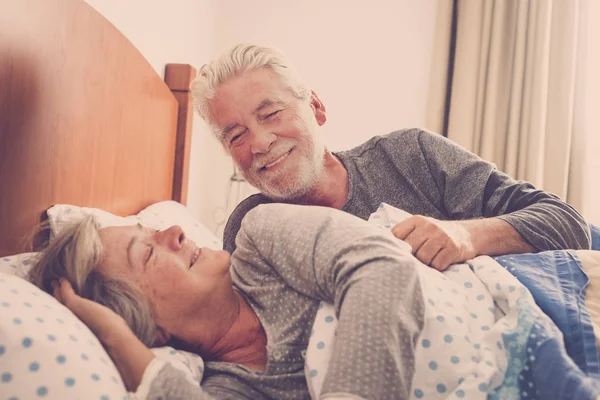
[
  {"x1": 250, "y1": 128, "x2": 276, "y2": 154},
  {"x1": 155, "y1": 225, "x2": 185, "y2": 251}
]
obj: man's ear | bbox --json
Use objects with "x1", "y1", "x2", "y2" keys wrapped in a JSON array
[
  {"x1": 310, "y1": 90, "x2": 327, "y2": 126},
  {"x1": 154, "y1": 326, "x2": 172, "y2": 347}
]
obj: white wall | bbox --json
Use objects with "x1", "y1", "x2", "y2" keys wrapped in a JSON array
[
  {"x1": 82, "y1": 0, "x2": 222, "y2": 232},
  {"x1": 83, "y1": 0, "x2": 439, "y2": 236}
]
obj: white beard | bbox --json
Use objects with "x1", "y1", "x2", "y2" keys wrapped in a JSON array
[{"x1": 240, "y1": 133, "x2": 327, "y2": 201}]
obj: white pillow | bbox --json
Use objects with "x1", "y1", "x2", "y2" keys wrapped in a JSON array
[
  {"x1": 47, "y1": 200, "x2": 222, "y2": 250},
  {"x1": 0, "y1": 252, "x2": 37, "y2": 278},
  {"x1": 0, "y1": 272, "x2": 128, "y2": 399}
]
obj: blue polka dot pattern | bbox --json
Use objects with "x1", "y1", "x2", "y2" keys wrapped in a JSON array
[
  {"x1": 456, "y1": 389, "x2": 465, "y2": 398},
  {"x1": 444, "y1": 335, "x2": 453, "y2": 343},
  {"x1": 429, "y1": 361, "x2": 438, "y2": 370},
  {"x1": 414, "y1": 388, "x2": 424, "y2": 398},
  {"x1": 422, "y1": 339, "x2": 431, "y2": 348},
  {"x1": 450, "y1": 356, "x2": 460, "y2": 364},
  {"x1": 1, "y1": 255, "x2": 131, "y2": 399},
  {"x1": 436, "y1": 383, "x2": 446, "y2": 393}
]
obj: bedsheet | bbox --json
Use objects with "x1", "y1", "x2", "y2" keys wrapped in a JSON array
[{"x1": 305, "y1": 204, "x2": 600, "y2": 399}]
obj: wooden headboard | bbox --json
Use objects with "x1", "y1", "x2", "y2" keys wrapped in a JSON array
[{"x1": 0, "y1": 0, "x2": 196, "y2": 256}]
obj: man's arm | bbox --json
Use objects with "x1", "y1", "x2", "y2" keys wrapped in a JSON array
[
  {"x1": 392, "y1": 214, "x2": 534, "y2": 270},
  {"x1": 390, "y1": 130, "x2": 590, "y2": 269}
]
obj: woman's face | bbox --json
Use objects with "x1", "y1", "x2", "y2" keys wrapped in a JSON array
[{"x1": 97, "y1": 224, "x2": 232, "y2": 338}]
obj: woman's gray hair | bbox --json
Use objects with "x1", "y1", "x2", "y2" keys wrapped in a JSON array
[
  {"x1": 28, "y1": 216, "x2": 157, "y2": 347},
  {"x1": 191, "y1": 43, "x2": 310, "y2": 138}
]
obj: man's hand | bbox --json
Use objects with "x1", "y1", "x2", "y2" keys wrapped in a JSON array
[
  {"x1": 391, "y1": 215, "x2": 536, "y2": 270},
  {"x1": 391, "y1": 216, "x2": 476, "y2": 271}
]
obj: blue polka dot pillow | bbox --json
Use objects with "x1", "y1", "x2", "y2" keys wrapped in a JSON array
[
  {"x1": 0, "y1": 201, "x2": 219, "y2": 399},
  {"x1": 0, "y1": 252, "x2": 37, "y2": 278},
  {"x1": 0, "y1": 272, "x2": 128, "y2": 399}
]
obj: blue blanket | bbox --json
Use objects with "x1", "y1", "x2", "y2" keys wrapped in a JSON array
[{"x1": 492, "y1": 225, "x2": 600, "y2": 398}]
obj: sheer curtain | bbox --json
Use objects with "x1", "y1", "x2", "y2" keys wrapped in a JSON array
[{"x1": 427, "y1": 0, "x2": 598, "y2": 224}]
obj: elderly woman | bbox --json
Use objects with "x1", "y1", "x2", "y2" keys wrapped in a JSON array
[{"x1": 29, "y1": 203, "x2": 424, "y2": 400}]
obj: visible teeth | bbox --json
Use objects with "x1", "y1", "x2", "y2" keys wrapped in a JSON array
[
  {"x1": 190, "y1": 247, "x2": 200, "y2": 267},
  {"x1": 265, "y1": 152, "x2": 289, "y2": 168}
]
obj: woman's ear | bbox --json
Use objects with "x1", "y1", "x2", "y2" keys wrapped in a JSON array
[{"x1": 154, "y1": 326, "x2": 172, "y2": 347}]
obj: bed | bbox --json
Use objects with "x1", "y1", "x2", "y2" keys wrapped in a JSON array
[
  {"x1": 0, "y1": 0, "x2": 197, "y2": 258},
  {"x1": 0, "y1": 0, "x2": 214, "y2": 399},
  {"x1": 2, "y1": 1, "x2": 600, "y2": 399}
]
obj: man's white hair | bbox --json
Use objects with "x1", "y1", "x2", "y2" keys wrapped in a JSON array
[{"x1": 190, "y1": 44, "x2": 310, "y2": 138}]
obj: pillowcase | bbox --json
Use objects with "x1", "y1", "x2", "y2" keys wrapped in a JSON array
[
  {"x1": 0, "y1": 252, "x2": 37, "y2": 278},
  {"x1": 0, "y1": 272, "x2": 128, "y2": 400},
  {"x1": 47, "y1": 200, "x2": 222, "y2": 250},
  {"x1": 0, "y1": 201, "x2": 219, "y2": 399}
]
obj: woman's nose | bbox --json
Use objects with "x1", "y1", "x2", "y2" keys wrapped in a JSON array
[{"x1": 155, "y1": 225, "x2": 185, "y2": 250}]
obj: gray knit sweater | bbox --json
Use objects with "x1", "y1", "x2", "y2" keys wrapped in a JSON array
[{"x1": 223, "y1": 128, "x2": 591, "y2": 254}]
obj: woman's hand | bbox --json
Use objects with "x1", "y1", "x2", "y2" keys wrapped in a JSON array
[
  {"x1": 52, "y1": 278, "x2": 155, "y2": 392},
  {"x1": 52, "y1": 278, "x2": 132, "y2": 345}
]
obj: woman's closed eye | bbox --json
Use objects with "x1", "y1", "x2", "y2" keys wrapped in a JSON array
[{"x1": 144, "y1": 244, "x2": 153, "y2": 268}]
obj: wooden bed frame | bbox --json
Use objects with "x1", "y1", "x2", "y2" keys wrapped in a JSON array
[{"x1": 0, "y1": 0, "x2": 196, "y2": 257}]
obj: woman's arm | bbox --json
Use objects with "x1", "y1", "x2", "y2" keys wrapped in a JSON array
[
  {"x1": 53, "y1": 280, "x2": 219, "y2": 399},
  {"x1": 234, "y1": 204, "x2": 425, "y2": 400}
]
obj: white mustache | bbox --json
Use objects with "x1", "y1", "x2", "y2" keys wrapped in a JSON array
[{"x1": 251, "y1": 140, "x2": 296, "y2": 171}]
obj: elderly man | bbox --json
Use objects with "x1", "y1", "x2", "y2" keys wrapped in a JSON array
[{"x1": 191, "y1": 44, "x2": 590, "y2": 270}]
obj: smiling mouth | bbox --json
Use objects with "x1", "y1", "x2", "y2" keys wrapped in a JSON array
[
  {"x1": 261, "y1": 149, "x2": 292, "y2": 171},
  {"x1": 190, "y1": 246, "x2": 200, "y2": 268}
]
